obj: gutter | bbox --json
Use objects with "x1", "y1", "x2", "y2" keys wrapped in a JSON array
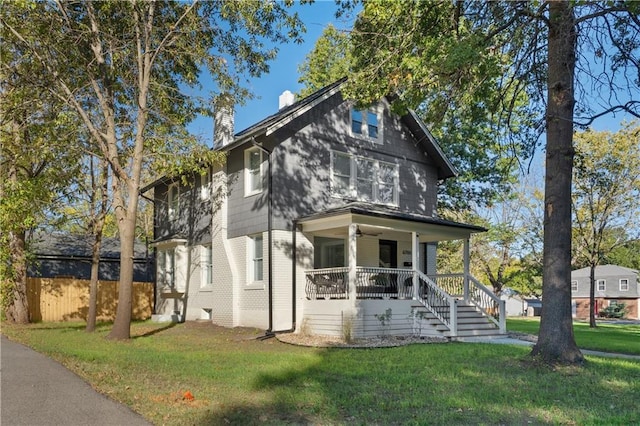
[{"x1": 251, "y1": 139, "x2": 274, "y2": 338}]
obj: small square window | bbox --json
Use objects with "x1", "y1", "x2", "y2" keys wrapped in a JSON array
[{"x1": 351, "y1": 107, "x2": 381, "y2": 142}]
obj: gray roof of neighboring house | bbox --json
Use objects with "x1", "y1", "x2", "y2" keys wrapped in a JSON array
[
  {"x1": 572, "y1": 264, "x2": 639, "y2": 278},
  {"x1": 29, "y1": 233, "x2": 151, "y2": 260}
]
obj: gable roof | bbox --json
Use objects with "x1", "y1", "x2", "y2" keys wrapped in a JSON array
[
  {"x1": 572, "y1": 264, "x2": 639, "y2": 278},
  {"x1": 141, "y1": 79, "x2": 458, "y2": 192},
  {"x1": 219, "y1": 79, "x2": 457, "y2": 180},
  {"x1": 29, "y1": 233, "x2": 150, "y2": 260}
]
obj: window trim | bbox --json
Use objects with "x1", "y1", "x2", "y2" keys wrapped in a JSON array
[
  {"x1": 350, "y1": 106, "x2": 382, "y2": 143},
  {"x1": 201, "y1": 244, "x2": 213, "y2": 289},
  {"x1": 157, "y1": 248, "x2": 176, "y2": 290},
  {"x1": 571, "y1": 280, "x2": 578, "y2": 292},
  {"x1": 619, "y1": 278, "x2": 629, "y2": 291},
  {"x1": 330, "y1": 150, "x2": 399, "y2": 206},
  {"x1": 244, "y1": 147, "x2": 264, "y2": 197},
  {"x1": 168, "y1": 183, "x2": 180, "y2": 221},
  {"x1": 597, "y1": 279, "x2": 606, "y2": 292},
  {"x1": 200, "y1": 171, "x2": 211, "y2": 201},
  {"x1": 247, "y1": 234, "x2": 264, "y2": 286}
]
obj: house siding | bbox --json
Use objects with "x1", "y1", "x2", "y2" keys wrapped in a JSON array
[{"x1": 226, "y1": 91, "x2": 441, "y2": 239}]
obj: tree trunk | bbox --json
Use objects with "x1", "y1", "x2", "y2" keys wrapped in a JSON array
[
  {"x1": 531, "y1": 1, "x2": 583, "y2": 365},
  {"x1": 107, "y1": 208, "x2": 136, "y2": 340},
  {"x1": 589, "y1": 263, "x2": 597, "y2": 327},
  {"x1": 6, "y1": 230, "x2": 30, "y2": 323},
  {"x1": 86, "y1": 232, "x2": 102, "y2": 332}
]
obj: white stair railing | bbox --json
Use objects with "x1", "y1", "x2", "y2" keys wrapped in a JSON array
[
  {"x1": 467, "y1": 276, "x2": 506, "y2": 333},
  {"x1": 415, "y1": 271, "x2": 458, "y2": 337}
]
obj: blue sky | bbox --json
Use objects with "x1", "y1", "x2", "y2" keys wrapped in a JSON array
[
  {"x1": 189, "y1": 1, "x2": 633, "y2": 146},
  {"x1": 189, "y1": 1, "x2": 346, "y2": 144}
]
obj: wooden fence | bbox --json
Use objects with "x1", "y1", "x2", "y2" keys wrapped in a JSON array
[{"x1": 26, "y1": 277, "x2": 153, "y2": 322}]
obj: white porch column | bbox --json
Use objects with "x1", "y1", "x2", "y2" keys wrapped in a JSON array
[
  {"x1": 348, "y1": 223, "x2": 358, "y2": 303},
  {"x1": 411, "y1": 232, "x2": 419, "y2": 300},
  {"x1": 463, "y1": 238, "x2": 470, "y2": 301}
]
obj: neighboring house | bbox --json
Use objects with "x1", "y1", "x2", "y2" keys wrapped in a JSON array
[
  {"x1": 500, "y1": 293, "x2": 541, "y2": 317},
  {"x1": 28, "y1": 233, "x2": 154, "y2": 282},
  {"x1": 142, "y1": 79, "x2": 506, "y2": 339},
  {"x1": 571, "y1": 265, "x2": 640, "y2": 320}
]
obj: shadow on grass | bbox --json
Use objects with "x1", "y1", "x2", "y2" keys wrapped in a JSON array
[
  {"x1": 188, "y1": 342, "x2": 640, "y2": 425},
  {"x1": 132, "y1": 322, "x2": 178, "y2": 339}
]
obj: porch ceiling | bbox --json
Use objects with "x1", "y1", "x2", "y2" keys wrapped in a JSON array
[{"x1": 298, "y1": 204, "x2": 486, "y2": 242}]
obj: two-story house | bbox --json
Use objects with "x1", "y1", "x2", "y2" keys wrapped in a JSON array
[
  {"x1": 142, "y1": 79, "x2": 506, "y2": 340},
  {"x1": 571, "y1": 265, "x2": 640, "y2": 320}
]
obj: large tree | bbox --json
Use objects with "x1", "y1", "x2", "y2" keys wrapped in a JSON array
[
  {"x1": 2, "y1": 1, "x2": 304, "y2": 338},
  {"x1": 0, "y1": 25, "x2": 82, "y2": 322},
  {"x1": 572, "y1": 123, "x2": 640, "y2": 327},
  {"x1": 338, "y1": 1, "x2": 639, "y2": 364}
]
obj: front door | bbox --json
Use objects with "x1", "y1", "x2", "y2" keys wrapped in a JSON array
[{"x1": 379, "y1": 240, "x2": 397, "y2": 268}]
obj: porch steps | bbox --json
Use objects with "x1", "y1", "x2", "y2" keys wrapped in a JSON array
[{"x1": 411, "y1": 303, "x2": 503, "y2": 339}]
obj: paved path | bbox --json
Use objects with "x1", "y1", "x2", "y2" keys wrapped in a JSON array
[
  {"x1": 1, "y1": 335, "x2": 151, "y2": 426},
  {"x1": 460, "y1": 335, "x2": 640, "y2": 361}
]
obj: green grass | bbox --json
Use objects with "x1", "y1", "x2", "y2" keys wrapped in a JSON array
[
  {"x1": 508, "y1": 317, "x2": 640, "y2": 355},
  {"x1": 2, "y1": 321, "x2": 640, "y2": 425}
]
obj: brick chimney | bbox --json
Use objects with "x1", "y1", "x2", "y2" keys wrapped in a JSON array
[
  {"x1": 278, "y1": 90, "x2": 295, "y2": 110},
  {"x1": 213, "y1": 94, "x2": 234, "y2": 148}
]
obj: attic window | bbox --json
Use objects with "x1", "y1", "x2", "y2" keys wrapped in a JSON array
[
  {"x1": 351, "y1": 107, "x2": 381, "y2": 143},
  {"x1": 620, "y1": 278, "x2": 629, "y2": 291}
]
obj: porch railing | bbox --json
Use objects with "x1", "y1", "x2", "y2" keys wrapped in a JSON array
[
  {"x1": 355, "y1": 267, "x2": 413, "y2": 299},
  {"x1": 426, "y1": 273, "x2": 464, "y2": 297},
  {"x1": 468, "y1": 276, "x2": 506, "y2": 333},
  {"x1": 416, "y1": 271, "x2": 457, "y2": 333},
  {"x1": 305, "y1": 267, "x2": 348, "y2": 299}
]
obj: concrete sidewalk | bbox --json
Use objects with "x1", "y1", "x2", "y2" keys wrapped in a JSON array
[
  {"x1": 459, "y1": 335, "x2": 640, "y2": 361},
  {"x1": 1, "y1": 335, "x2": 151, "y2": 426}
]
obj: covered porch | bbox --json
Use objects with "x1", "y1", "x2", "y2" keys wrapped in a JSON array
[{"x1": 298, "y1": 205, "x2": 506, "y2": 339}]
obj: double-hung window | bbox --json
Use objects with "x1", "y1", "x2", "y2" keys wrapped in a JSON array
[
  {"x1": 249, "y1": 235, "x2": 263, "y2": 282},
  {"x1": 201, "y1": 244, "x2": 213, "y2": 288},
  {"x1": 244, "y1": 147, "x2": 264, "y2": 196},
  {"x1": 200, "y1": 172, "x2": 211, "y2": 201},
  {"x1": 571, "y1": 280, "x2": 578, "y2": 292},
  {"x1": 168, "y1": 183, "x2": 180, "y2": 220},
  {"x1": 619, "y1": 278, "x2": 629, "y2": 291},
  {"x1": 351, "y1": 107, "x2": 381, "y2": 142},
  {"x1": 331, "y1": 151, "x2": 399, "y2": 205},
  {"x1": 597, "y1": 279, "x2": 606, "y2": 291},
  {"x1": 157, "y1": 248, "x2": 176, "y2": 290}
]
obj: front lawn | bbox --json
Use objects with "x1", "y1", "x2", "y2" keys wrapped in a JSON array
[
  {"x1": 2, "y1": 321, "x2": 639, "y2": 425},
  {"x1": 508, "y1": 317, "x2": 640, "y2": 355}
]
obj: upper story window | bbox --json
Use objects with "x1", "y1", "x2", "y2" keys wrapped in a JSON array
[
  {"x1": 244, "y1": 147, "x2": 264, "y2": 196},
  {"x1": 168, "y1": 183, "x2": 180, "y2": 221},
  {"x1": 351, "y1": 107, "x2": 381, "y2": 143},
  {"x1": 571, "y1": 280, "x2": 578, "y2": 292},
  {"x1": 597, "y1": 279, "x2": 606, "y2": 291},
  {"x1": 619, "y1": 278, "x2": 629, "y2": 291},
  {"x1": 200, "y1": 171, "x2": 211, "y2": 201},
  {"x1": 330, "y1": 150, "x2": 399, "y2": 206}
]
